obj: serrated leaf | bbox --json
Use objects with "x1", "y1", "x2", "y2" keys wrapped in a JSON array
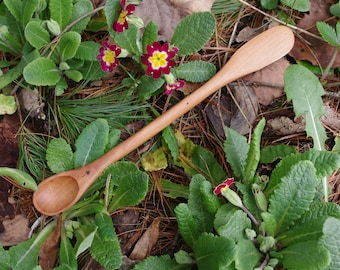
[
  {"x1": 319, "y1": 217, "x2": 340, "y2": 270},
  {"x1": 162, "y1": 126, "x2": 179, "y2": 161},
  {"x1": 133, "y1": 255, "x2": 182, "y2": 270},
  {"x1": 194, "y1": 233, "x2": 236, "y2": 269},
  {"x1": 268, "y1": 160, "x2": 318, "y2": 234},
  {"x1": 46, "y1": 138, "x2": 73, "y2": 174},
  {"x1": 49, "y1": 0, "x2": 72, "y2": 30},
  {"x1": 260, "y1": 144, "x2": 297, "y2": 163},
  {"x1": 23, "y1": 57, "x2": 60, "y2": 86},
  {"x1": 174, "y1": 61, "x2": 216, "y2": 82},
  {"x1": 244, "y1": 118, "x2": 265, "y2": 185},
  {"x1": 171, "y1": 12, "x2": 216, "y2": 56},
  {"x1": 284, "y1": 65, "x2": 326, "y2": 151},
  {"x1": 281, "y1": 0, "x2": 310, "y2": 12},
  {"x1": 261, "y1": 212, "x2": 277, "y2": 236},
  {"x1": 235, "y1": 239, "x2": 261, "y2": 270},
  {"x1": 138, "y1": 75, "x2": 164, "y2": 99},
  {"x1": 58, "y1": 31, "x2": 81, "y2": 61},
  {"x1": 174, "y1": 203, "x2": 200, "y2": 247},
  {"x1": 74, "y1": 118, "x2": 109, "y2": 168},
  {"x1": 114, "y1": 24, "x2": 140, "y2": 55},
  {"x1": 24, "y1": 20, "x2": 50, "y2": 49},
  {"x1": 142, "y1": 21, "x2": 158, "y2": 54},
  {"x1": 224, "y1": 127, "x2": 249, "y2": 179},
  {"x1": 316, "y1": 21, "x2": 340, "y2": 47},
  {"x1": 279, "y1": 241, "x2": 330, "y2": 270},
  {"x1": 0, "y1": 167, "x2": 37, "y2": 191},
  {"x1": 95, "y1": 212, "x2": 116, "y2": 241},
  {"x1": 200, "y1": 180, "x2": 221, "y2": 215},
  {"x1": 214, "y1": 204, "x2": 252, "y2": 241},
  {"x1": 298, "y1": 202, "x2": 340, "y2": 224},
  {"x1": 69, "y1": 0, "x2": 93, "y2": 33},
  {"x1": 75, "y1": 41, "x2": 101, "y2": 61}
]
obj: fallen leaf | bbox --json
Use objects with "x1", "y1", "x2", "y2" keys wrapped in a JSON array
[
  {"x1": 236, "y1": 26, "x2": 257, "y2": 42},
  {"x1": 129, "y1": 217, "x2": 161, "y2": 260},
  {"x1": 321, "y1": 102, "x2": 340, "y2": 131},
  {"x1": 39, "y1": 215, "x2": 62, "y2": 270},
  {"x1": 267, "y1": 116, "x2": 305, "y2": 135},
  {"x1": 0, "y1": 214, "x2": 30, "y2": 246}
]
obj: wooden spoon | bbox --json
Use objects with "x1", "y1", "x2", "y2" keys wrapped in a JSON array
[{"x1": 33, "y1": 26, "x2": 294, "y2": 216}]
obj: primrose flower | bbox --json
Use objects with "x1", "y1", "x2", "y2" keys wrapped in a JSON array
[
  {"x1": 113, "y1": 0, "x2": 135, "y2": 33},
  {"x1": 141, "y1": 42, "x2": 178, "y2": 79},
  {"x1": 214, "y1": 178, "x2": 243, "y2": 208},
  {"x1": 97, "y1": 41, "x2": 121, "y2": 72},
  {"x1": 164, "y1": 80, "x2": 185, "y2": 95}
]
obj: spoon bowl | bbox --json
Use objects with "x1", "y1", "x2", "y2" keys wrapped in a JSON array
[{"x1": 33, "y1": 26, "x2": 295, "y2": 216}]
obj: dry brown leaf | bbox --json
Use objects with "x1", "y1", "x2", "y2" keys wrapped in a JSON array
[
  {"x1": 0, "y1": 214, "x2": 30, "y2": 246},
  {"x1": 243, "y1": 57, "x2": 290, "y2": 105},
  {"x1": 321, "y1": 102, "x2": 340, "y2": 131},
  {"x1": 267, "y1": 116, "x2": 305, "y2": 135},
  {"x1": 289, "y1": 0, "x2": 340, "y2": 68},
  {"x1": 129, "y1": 217, "x2": 161, "y2": 260},
  {"x1": 39, "y1": 215, "x2": 62, "y2": 270}
]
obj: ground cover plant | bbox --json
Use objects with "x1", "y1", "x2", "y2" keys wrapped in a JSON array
[{"x1": 0, "y1": 0, "x2": 340, "y2": 269}]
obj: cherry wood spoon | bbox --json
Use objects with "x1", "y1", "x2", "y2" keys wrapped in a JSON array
[{"x1": 33, "y1": 26, "x2": 294, "y2": 216}]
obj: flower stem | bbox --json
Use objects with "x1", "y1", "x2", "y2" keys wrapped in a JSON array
[{"x1": 240, "y1": 205, "x2": 259, "y2": 227}]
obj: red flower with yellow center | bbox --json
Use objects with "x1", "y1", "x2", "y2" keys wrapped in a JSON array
[
  {"x1": 141, "y1": 42, "x2": 178, "y2": 79},
  {"x1": 97, "y1": 41, "x2": 121, "y2": 72},
  {"x1": 113, "y1": 0, "x2": 135, "y2": 33}
]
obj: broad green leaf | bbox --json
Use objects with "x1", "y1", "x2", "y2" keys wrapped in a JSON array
[
  {"x1": 23, "y1": 57, "x2": 60, "y2": 86},
  {"x1": 74, "y1": 118, "x2": 109, "y2": 168},
  {"x1": 104, "y1": 0, "x2": 121, "y2": 38},
  {"x1": 224, "y1": 127, "x2": 249, "y2": 179},
  {"x1": 244, "y1": 118, "x2": 265, "y2": 185},
  {"x1": 74, "y1": 224, "x2": 97, "y2": 257},
  {"x1": 281, "y1": 0, "x2": 310, "y2": 12},
  {"x1": 284, "y1": 65, "x2": 327, "y2": 151},
  {"x1": 316, "y1": 21, "x2": 340, "y2": 47},
  {"x1": 22, "y1": 0, "x2": 40, "y2": 27},
  {"x1": 65, "y1": 69, "x2": 83, "y2": 82},
  {"x1": 0, "y1": 167, "x2": 37, "y2": 191},
  {"x1": 298, "y1": 202, "x2": 340, "y2": 224},
  {"x1": 141, "y1": 147, "x2": 168, "y2": 171},
  {"x1": 235, "y1": 239, "x2": 261, "y2": 270},
  {"x1": 200, "y1": 180, "x2": 221, "y2": 215},
  {"x1": 114, "y1": 24, "x2": 140, "y2": 55},
  {"x1": 0, "y1": 245, "x2": 10, "y2": 268},
  {"x1": 260, "y1": 212, "x2": 277, "y2": 236},
  {"x1": 49, "y1": 0, "x2": 72, "y2": 30},
  {"x1": 55, "y1": 77, "x2": 68, "y2": 96},
  {"x1": 330, "y1": 2, "x2": 340, "y2": 18},
  {"x1": 174, "y1": 203, "x2": 200, "y2": 247},
  {"x1": 74, "y1": 41, "x2": 101, "y2": 61},
  {"x1": 260, "y1": 0, "x2": 279, "y2": 10},
  {"x1": 133, "y1": 255, "x2": 184, "y2": 270},
  {"x1": 319, "y1": 217, "x2": 340, "y2": 270},
  {"x1": 4, "y1": 0, "x2": 22, "y2": 22},
  {"x1": 214, "y1": 204, "x2": 252, "y2": 241},
  {"x1": 138, "y1": 75, "x2": 164, "y2": 99},
  {"x1": 102, "y1": 162, "x2": 149, "y2": 211},
  {"x1": 69, "y1": 0, "x2": 93, "y2": 33},
  {"x1": 260, "y1": 144, "x2": 297, "y2": 163},
  {"x1": 174, "y1": 61, "x2": 216, "y2": 82},
  {"x1": 46, "y1": 138, "x2": 73, "y2": 174},
  {"x1": 194, "y1": 233, "x2": 236, "y2": 269},
  {"x1": 279, "y1": 241, "x2": 330, "y2": 270},
  {"x1": 162, "y1": 126, "x2": 179, "y2": 161},
  {"x1": 95, "y1": 212, "x2": 116, "y2": 241},
  {"x1": 171, "y1": 12, "x2": 216, "y2": 56},
  {"x1": 105, "y1": 129, "x2": 121, "y2": 152},
  {"x1": 24, "y1": 20, "x2": 50, "y2": 49},
  {"x1": 142, "y1": 21, "x2": 158, "y2": 53},
  {"x1": 0, "y1": 94, "x2": 17, "y2": 115},
  {"x1": 268, "y1": 160, "x2": 318, "y2": 234},
  {"x1": 58, "y1": 31, "x2": 81, "y2": 61}
]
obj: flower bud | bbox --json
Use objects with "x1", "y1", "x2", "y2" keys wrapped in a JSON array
[
  {"x1": 46, "y1": 19, "x2": 61, "y2": 36},
  {"x1": 221, "y1": 187, "x2": 243, "y2": 208},
  {"x1": 253, "y1": 184, "x2": 268, "y2": 212}
]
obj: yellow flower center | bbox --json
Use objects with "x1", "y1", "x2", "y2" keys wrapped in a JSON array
[
  {"x1": 149, "y1": 51, "x2": 168, "y2": 70},
  {"x1": 118, "y1": 10, "x2": 127, "y2": 24},
  {"x1": 103, "y1": 49, "x2": 116, "y2": 65}
]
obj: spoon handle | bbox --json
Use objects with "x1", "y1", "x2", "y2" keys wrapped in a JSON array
[{"x1": 92, "y1": 26, "x2": 294, "y2": 170}]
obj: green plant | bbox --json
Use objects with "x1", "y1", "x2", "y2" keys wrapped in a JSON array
[{"x1": 260, "y1": 0, "x2": 310, "y2": 12}]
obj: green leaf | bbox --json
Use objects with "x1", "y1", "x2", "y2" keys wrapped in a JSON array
[
  {"x1": 281, "y1": 0, "x2": 310, "y2": 12},
  {"x1": 162, "y1": 126, "x2": 179, "y2": 161},
  {"x1": 284, "y1": 65, "x2": 327, "y2": 151},
  {"x1": 279, "y1": 241, "x2": 330, "y2": 270},
  {"x1": 330, "y1": 3, "x2": 340, "y2": 18},
  {"x1": 104, "y1": 0, "x2": 121, "y2": 38},
  {"x1": 4, "y1": 0, "x2": 22, "y2": 22},
  {"x1": 74, "y1": 41, "x2": 101, "y2": 61},
  {"x1": 174, "y1": 61, "x2": 216, "y2": 82},
  {"x1": 316, "y1": 21, "x2": 340, "y2": 47},
  {"x1": 142, "y1": 21, "x2": 158, "y2": 53},
  {"x1": 260, "y1": 144, "x2": 297, "y2": 163},
  {"x1": 49, "y1": 0, "x2": 72, "y2": 30},
  {"x1": 114, "y1": 24, "x2": 140, "y2": 55},
  {"x1": 268, "y1": 160, "x2": 318, "y2": 234},
  {"x1": 200, "y1": 180, "x2": 221, "y2": 215},
  {"x1": 138, "y1": 75, "x2": 164, "y2": 99},
  {"x1": 260, "y1": 0, "x2": 279, "y2": 10},
  {"x1": 224, "y1": 127, "x2": 249, "y2": 179},
  {"x1": 298, "y1": 202, "x2": 340, "y2": 224},
  {"x1": 0, "y1": 167, "x2": 37, "y2": 191},
  {"x1": 58, "y1": 31, "x2": 81, "y2": 61},
  {"x1": 55, "y1": 77, "x2": 68, "y2": 96},
  {"x1": 46, "y1": 138, "x2": 73, "y2": 174},
  {"x1": 95, "y1": 212, "x2": 116, "y2": 241},
  {"x1": 319, "y1": 217, "x2": 340, "y2": 270},
  {"x1": 105, "y1": 129, "x2": 121, "y2": 152},
  {"x1": 65, "y1": 69, "x2": 83, "y2": 82},
  {"x1": 261, "y1": 212, "x2": 277, "y2": 236},
  {"x1": 23, "y1": 57, "x2": 60, "y2": 86},
  {"x1": 214, "y1": 204, "x2": 252, "y2": 241},
  {"x1": 141, "y1": 147, "x2": 168, "y2": 171},
  {"x1": 74, "y1": 225, "x2": 97, "y2": 257},
  {"x1": 59, "y1": 229, "x2": 77, "y2": 268},
  {"x1": 244, "y1": 118, "x2": 265, "y2": 185},
  {"x1": 22, "y1": 0, "x2": 40, "y2": 27},
  {"x1": 159, "y1": 179, "x2": 189, "y2": 199},
  {"x1": 0, "y1": 94, "x2": 17, "y2": 115},
  {"x1": 235, "y1": 239, "x2": 261, "y2": 270},
  {"x1": 194, "y1": 233, "x2": 236, "y2": 269},
  {"x1": 24, "y1": 20, "x2": 50, "y2": 49},
  {"x1": 69, "y1": 0, "x2": 93, "y2": 33},
  {"x1": 171, "y1": 12, "x2": 216, "y2": 56},
  {"x1": 74, "y1": 118, "x2": 109, "y2": 168},
  {"x1": 133, "y1": 255, "x2": 184, "y2": 270}
]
